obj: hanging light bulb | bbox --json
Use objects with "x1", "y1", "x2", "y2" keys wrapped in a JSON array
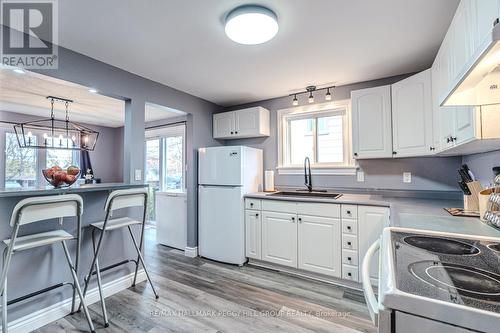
[
  {"x1": 325, "y1": 88, "x2": 332, "y2": 101},
  {"x1": 292, "y1": 94, "x2": 298, "y2": 106},
  {"x1": 308, "y1": 91, "x2": 314, "y2": 104},
  {"x1": 27, "y1": 131, "x2": 33, "y2": 146},
  {"x1": 43, "y1": 133, "x2": 48, "y2": 145}
]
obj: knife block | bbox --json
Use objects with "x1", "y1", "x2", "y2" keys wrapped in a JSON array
[{"x1": 464, "y1": 181, "x2": 483, "y2": 211}]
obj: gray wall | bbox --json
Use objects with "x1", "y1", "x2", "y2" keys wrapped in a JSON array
[
  {"x1": 0, "y1": 110, "x2": 123, "y2": 183},
  {"x1": 222, "y1": 75, "x2": 463, "y2": 193},
  {"x1": 462, "y1": 150, "x2": 500, "y2": 186},
  {"x1": 18, "y1": 29, "x2": 223, "y2": 249}
]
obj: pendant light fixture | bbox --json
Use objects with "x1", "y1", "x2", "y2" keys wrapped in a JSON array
[
  {"x1": 14, "y1": 96, "x2": 99, "y2": 151},
  {"x1": 225, "y1": 5, "x2": 279, "y2": 45},
  {"x1": 289, "y1": 85, "x2": 335, "y2": 106}
]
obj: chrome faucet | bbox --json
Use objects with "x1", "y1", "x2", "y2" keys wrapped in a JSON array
[{"x1": 304, "y1": 157, "x2": 312, "y2": 192}]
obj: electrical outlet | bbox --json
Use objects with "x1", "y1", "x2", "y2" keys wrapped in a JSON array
[
  {"x1": 357, "y1": 171, "x2": 365, "y2": 182},
  {"x1": 135, "y1": 169, "x2": 142, "y2": 181},
  {"x1": 403, "y1": 172, "x2": 412, "y2": 183}
]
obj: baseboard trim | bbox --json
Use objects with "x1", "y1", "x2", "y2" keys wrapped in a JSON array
[
  {"x1": 5, "y1": 270, "x2": 146, "y2": 333},
  {"x1": 184, "y1": 246, "x2": 198, "y2": 258}
]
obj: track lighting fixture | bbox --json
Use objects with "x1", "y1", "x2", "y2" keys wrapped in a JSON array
[
  {"x1": 325, "y1": 87, "x2": 332, "y2": 101},
  {"x1": 290, "y1": 85, "x2": 335, "y2": 106}
]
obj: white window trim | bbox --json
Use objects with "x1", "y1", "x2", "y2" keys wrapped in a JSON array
[{"x1": 277, "y1": 100, "x2": 357, "y2": 176}]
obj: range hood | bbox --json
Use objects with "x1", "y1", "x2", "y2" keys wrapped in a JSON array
[{"x1": 441, "y1": 22, "x2": 500, "y2": 107}]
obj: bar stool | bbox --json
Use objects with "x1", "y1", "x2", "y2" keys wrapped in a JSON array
[
  {"x1": 0, "y1": 194, "x2": 95, "y2": 333},
  {"x1": 80, "y1": 188, "x2": 158, "y2": 327}
]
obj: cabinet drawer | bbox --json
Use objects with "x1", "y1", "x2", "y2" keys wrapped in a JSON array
[
  {"x1": 342, "y1": 205, "x2": 358, "y2": 219},
  {"x1": 297, "y1": 202, "x2": 340, "y2": 218},
  {"x1": 342, "y1": 249, "x2": 358, "y2": 266},
  {"x1": 245, "y1": 198, "x2": 261, "y2": 210},
  {"x1": 261, "y1": 200, "x2": 297, "y2": 213},
  {"x1": 342, "y1": 264, "x2": 359, "y2": 281},
  {"x1": 342, "y1": 234, "x2": 358, "y2": 250},
  {"x1": 342, "y1": 219, "x2": 358, "y2": 234}
]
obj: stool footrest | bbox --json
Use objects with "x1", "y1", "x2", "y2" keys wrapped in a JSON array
[
  {"x1": 91, "y1": 259, "x2": 137, "y2": 276},
  {"x1": 7, "y1": 282, "x2": 73, "y2": 306}
]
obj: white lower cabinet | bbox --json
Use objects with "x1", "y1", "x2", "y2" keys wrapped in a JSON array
[
  {"x1": 245, "y1": 210, "x2": 261, "y2": 260},
  {"x1": 358, "y1": 206, "x2": 390, "y2": 284},
  {"x1": 297, "y1": 215, "x2": 341, "y2": 277},
  {"x1": 245, "y1": 199, "x2": 390, "y2": 284},
  {"x1": 261, "y1": 211, "x2": 298, "y2": 268}
]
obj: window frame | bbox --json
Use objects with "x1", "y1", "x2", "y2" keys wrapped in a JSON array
[
  {"x1": 145, "y1": 123, "x2": 186, "y2": 191},
  {"x1": 277, "y1": 100, "x2": 356, "y2": 175}
]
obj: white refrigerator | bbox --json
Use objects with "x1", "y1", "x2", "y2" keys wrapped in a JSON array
[{"x1": 198, "y1": 146, "x2": 263, "y2": 265}]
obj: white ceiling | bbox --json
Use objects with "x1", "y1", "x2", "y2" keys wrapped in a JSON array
[
  {"x1": 54, "y1": 0, "x2": 460, "y2": 106},
  {"x1": 0, "y1": 69, "x2": 184, "y2": 127}
]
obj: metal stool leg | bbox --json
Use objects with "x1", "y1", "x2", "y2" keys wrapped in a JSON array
[
  {"x1": 2, "y1": 248, "x2": 8, "y2": 333},
  {"x1": 61, "y1": 241, "x2": 96, "y2": 333},
  {"x1": 127, "y1": 226, "x2": 159, "y2": 299},
  {"x1": 92, "y1": 229, "x2": 109, "y2": 327},
  {"x1": 79, "y1": 226, "x2": 106, "y2": 312}
]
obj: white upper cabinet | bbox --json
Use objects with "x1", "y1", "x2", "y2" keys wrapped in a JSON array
[
  {"x1": 351, "y1": 85, "x2": 393, "y2": 159},
  {"x1": 391, "y1": 69, "x2": 434, "y2": 157},
  {"x1": 474, "y1": 0, "x2": 500, "y2": 47},
  {"x1": 213, "y1": 112, "x2": 234, "y2": 138},
  {"x1": 213, "y1": 107, "x2": 270, "y2": 139},
  {"x1": 449, "y1": 0, "x2": 476, "y2": 80}
]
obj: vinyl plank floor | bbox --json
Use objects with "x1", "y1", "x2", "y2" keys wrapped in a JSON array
[{"x1": 36, "y1": 228, "x2": 376, "y2": 333}]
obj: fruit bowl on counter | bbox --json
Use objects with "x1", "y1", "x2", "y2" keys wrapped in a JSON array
[{"x1": 42, "y1": 165, "x2": 80, "y2": 188}]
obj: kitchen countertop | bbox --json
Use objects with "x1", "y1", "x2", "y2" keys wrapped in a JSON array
[
  {"x1": 245, "y1": 191, "x2": 500, "y2": 238},
  {"x1": 0, "y1": 182, "x2": 147, "y2": 198}
]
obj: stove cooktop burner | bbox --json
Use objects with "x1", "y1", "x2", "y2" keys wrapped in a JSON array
[
  {"x1": 403, "y1": 236, "x2": 480, "y2": 255},
  {"x1": 487, "y1": 243, "x2": 500, "y2": 253},
  {"x1": 409, "y1": 261, "x2": 500, "y2": 301}
]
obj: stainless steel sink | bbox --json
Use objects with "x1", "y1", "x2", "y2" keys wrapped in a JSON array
[{"x1": 268, "y1": 191, "x2": 342, "y2": 199}]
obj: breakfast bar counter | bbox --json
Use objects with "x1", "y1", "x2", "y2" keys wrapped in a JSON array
[
  {"x1": 0, "y1": 183, "x2": 148, "y2": 323},
  {"x1": 0, "y1": 182, "x2": 147, "y2": 198}
]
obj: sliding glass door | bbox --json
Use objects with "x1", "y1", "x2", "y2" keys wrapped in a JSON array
[{"x1": 145, "y1": 123, "x2": 185, "y2": 221}]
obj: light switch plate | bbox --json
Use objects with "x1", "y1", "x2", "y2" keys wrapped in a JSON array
[
  {"x1": 135, "y1": 169, "x2": 142, "y2": 181},
  {"x1": 356, "y1": 171, "x2": 365, "y2": 182},
  {"x1": 403, "y1": 172, "x2": 412, "y2": 183}
]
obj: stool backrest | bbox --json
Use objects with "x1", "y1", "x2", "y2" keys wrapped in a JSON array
[
  {"x1": 104, "y1": 188, "x2": 148, "y2": 213},
  {"x1": 10, "y1": 194, "x2": 83, "y2": 227}
]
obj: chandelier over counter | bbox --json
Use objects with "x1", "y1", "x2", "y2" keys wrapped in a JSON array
[{"x1": 14, "y1": 96, "x2": 99, "y2": 151}]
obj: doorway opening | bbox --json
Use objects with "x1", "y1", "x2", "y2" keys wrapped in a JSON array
[{"x1": 144, "y1": 103, "x2": 187, "y2": 223}]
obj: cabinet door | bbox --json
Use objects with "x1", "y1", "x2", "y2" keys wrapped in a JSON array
[
  {"x1": 351, "y1": 85, "x2": 393, "y2": 159},
  {"x1": 474, "y1": 0, "x2": 499, "y2": 48},
  {"x1": 449, "y1": 0, "x2": 475, "y2": 80},
  {"x1": 297, "y1": 215, "x2": 341, "y2": 277},
  {"x1": 391, "y1": 69, "x2": 434, "y2": 157},
  {"x1": 213, "y1": 112, "x2": 234, "y2": 138},
  {"x1": 234, "y1": 108, "x2": 260, "y2": 137},
  {"x1": 358, "y1": 206, "x2": 390, "y2": 284},
  {"x1": 245, "y1": 210, "x2": 262, "y2": 260},
  {"x1": 261, "y1": 211, "x2": 297, "y2": 268},
  {"x1": 454, "y1": 106, "x2": 475, "y2": 145}
]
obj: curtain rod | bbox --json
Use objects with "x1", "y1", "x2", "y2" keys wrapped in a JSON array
[{"x1": 145, "y1": 120, "x2": 186, "y2": 130}]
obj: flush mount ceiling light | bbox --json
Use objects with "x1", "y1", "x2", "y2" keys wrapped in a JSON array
[{"x1": 225, "y1": 5, "x2": 279, "y2": 45}]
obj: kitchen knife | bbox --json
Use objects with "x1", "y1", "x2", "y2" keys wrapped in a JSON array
[
  {"x1": 462, "y1": 164, "x2": 475, "y2": 181},
  {"x1": 458, "y1": 169, "x2": 472, "y2": 183},
  {"x1": 458, "y1": 181, "x2": 471, "y2": 195}
]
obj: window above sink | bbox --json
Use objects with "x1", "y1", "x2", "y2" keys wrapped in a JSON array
[{"x1": 277, "y1": 100, "x2": 357, "y2": 175}]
